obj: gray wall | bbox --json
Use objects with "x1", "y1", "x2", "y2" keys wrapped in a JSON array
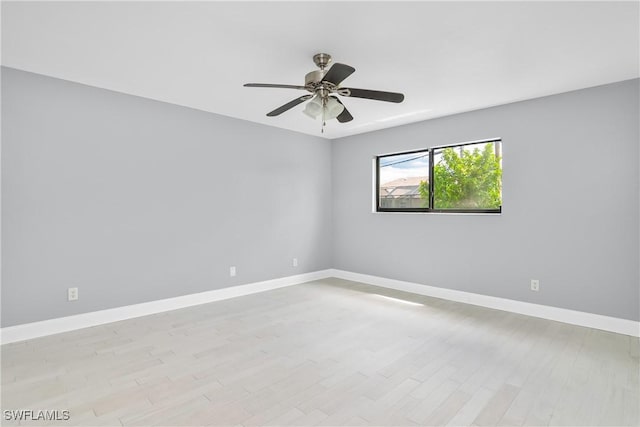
[
  {"x1": 1, "y1": 67, "x2": 332, "y2": 327},
  {"x1": 332, "y1": 79, "x2": 639, "y2": 321},
  {"x1": 3, "y1": 68, "x2": 638, "y2": 327}
]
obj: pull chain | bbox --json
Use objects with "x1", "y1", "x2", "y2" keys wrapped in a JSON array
[{"x1": 321, "y1": 97, "x2": 327, "y2": 133}]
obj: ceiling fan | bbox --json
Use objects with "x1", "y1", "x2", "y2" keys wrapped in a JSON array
[{"x1": 244, "y1": 53, "x2": 405, "y2": 132}]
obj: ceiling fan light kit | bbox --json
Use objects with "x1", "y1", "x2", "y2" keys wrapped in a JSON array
[
  {"x1": 303, "y1": 95, "x2": 345, "y2": 121},
  {"x1": 244, "y1": 53, "x2": 405, "y2": 133}
]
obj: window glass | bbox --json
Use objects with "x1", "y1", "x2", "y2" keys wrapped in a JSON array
[
  {"x1": 378, "y1": 150, "x2": 429, "y2": 210},
  {"x1": 433, "y1": 141, "x2": 502, "y2": 210},
  {"x1": 376, "y1": 140, "x2": 501, "y2": 213}
]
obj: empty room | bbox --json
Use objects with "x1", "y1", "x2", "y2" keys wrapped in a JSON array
[{"x1": 1, "y1": 1, "x2": 638, "y2": 426}]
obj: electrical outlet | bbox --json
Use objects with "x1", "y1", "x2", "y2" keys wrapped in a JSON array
[
  {"x1": 293, "y1": 258, "x2": 298, "y2": 267},
  {"x1": 530, "y1": 279, "x2": 540, "y2": 292},
  {"x1": 230, "y1": 266, "x2": 236, "y2": 277},
  {"x1": 68, "y1": 287, "x2": 78, "y2": 301}
]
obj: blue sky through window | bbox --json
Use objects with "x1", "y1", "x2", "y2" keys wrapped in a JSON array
[{"x1": 379, "y1": 151, "x2": 429, "y2": 185}]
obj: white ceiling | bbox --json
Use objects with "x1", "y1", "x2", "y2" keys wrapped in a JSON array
[{"x1": 2, "y1": 1, "x2": 638, "y2": 139}]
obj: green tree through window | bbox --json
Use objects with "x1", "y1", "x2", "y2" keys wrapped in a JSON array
[{"x1": 418, "y1": 142, "x2": 502, "y2": 209}]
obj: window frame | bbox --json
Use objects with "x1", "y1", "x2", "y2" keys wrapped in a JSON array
[{"x1": 375, "y1": 139, "x2": 502, "y2": 214}]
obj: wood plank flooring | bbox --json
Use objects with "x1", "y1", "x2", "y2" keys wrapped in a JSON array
[{"x1": 1, "y1": 278, "x2": 638, "y2": 426}]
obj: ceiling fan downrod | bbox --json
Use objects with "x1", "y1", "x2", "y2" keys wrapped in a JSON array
[{"x1": 312, "y1": 53, "x2": 332, "y2": 70}]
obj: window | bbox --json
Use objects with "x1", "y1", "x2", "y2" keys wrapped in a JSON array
[{"x1": 376, "y1": 139, "x2": 502, "y2": 213}]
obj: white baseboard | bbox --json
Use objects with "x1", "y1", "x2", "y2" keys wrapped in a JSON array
[
  {"x1": 328, "y1": 269, "x2": 640, "y2": 337},
  {"x1": 0, "y1": 270, "x2": 333, "y2": 344},
  {"x1": 3, "y1": 268, "x2": 637, "y2": 344}
]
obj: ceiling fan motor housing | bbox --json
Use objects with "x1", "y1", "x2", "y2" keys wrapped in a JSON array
[
  {"x1": 306, "y1": 53, "x2": 334, "y2": 89},
  {"x1": 305, "y1": 70, "x2": 324, "y2": 86}
]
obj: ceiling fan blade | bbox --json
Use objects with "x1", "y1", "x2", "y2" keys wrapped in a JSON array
[
  {"x1": 331, "y1": 97, "x2": 354, "y2": 123},
  {"x1": 266, "y1": 95, "x2": 312, "y2": 117},
  {"x1": 342, "y1": 88, "x2": 404, "y2": 103},
  {"x1": 244, "y1": 83, "x2": 307, "y2": 90},
  {"x1": 322, "y1": 63, "x2": 356, "y2": 85}
]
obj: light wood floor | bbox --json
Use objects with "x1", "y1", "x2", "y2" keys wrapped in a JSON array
[{"x1": 1, "y1": 278, "x2": 638, "y2": 426}]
